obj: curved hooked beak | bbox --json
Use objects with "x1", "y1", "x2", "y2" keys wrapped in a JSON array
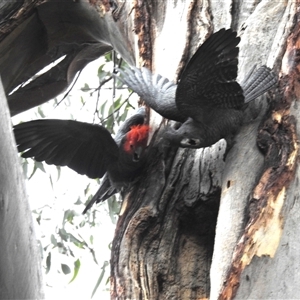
[{"x1": 132, "y1": 146, "x2": 143, "y2": 162}]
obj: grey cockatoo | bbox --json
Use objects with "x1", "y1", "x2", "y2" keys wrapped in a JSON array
[{"x1": 117, "y1": 28, "x2": 277, "y2": 149}]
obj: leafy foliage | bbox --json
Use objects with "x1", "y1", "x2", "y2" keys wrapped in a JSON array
[{"x1": 15, "y1": 50, "x2": 138, "y2": 297}]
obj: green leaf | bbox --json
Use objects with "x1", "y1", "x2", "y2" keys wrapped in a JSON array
[
  {"x1": 57, "y1": 242, "x2": 64, "y2": 249},
  {"x1": 69, "y1": 259, "x2": 81, "y2": 283},
  {"x1": 49, "y1": 174, "x2": 53, "y2": 190},
  {"x1": 91, "y1": 261, "x2": 109, "y2": 298},
  {"x1": 58, "y1": 228, "x2": 69, "y2": 242},
  {"x1": 51, "y1": 234, "x2": 57, "y2": 247},
  {"x1": 35, "y1": 161, "x2": 46, "y2": 173},
  {"x1": 45, "y1": 252, "x2": 51, "y2": 274},
  {"x1": 69, "y1": 233, "x2": 85, "y2": 248},
  {"x1": 63, "y1": 209, "x2": 75, "y2": 224},
  {"x1": 28, "y1": 164, "x2": 37, "y2": 180},
  {"x1": 53, "y1": 97, "x2": 58, "y2": 105},
  {"x1": 79, "y1": 220, "x2": 85, "y2": 228},
  {"x1": 105, "y1": 114, "x2": 114, "y2": 133},
  {"x1": 113, "y1": 95, "x2": 122, "y2": 109},
  {"x1": 56, "y1": 166, "x2": 61, "y2": 181},
  {"x1": 81, "y1": 83, "x2": 90, "y2": 92},
  {"x1": 84, "y1": 183, "x2": 90, "y2": 196},
  {"x1": 97, "y1": 64, "x2": 105, "y2": 75},
  {"x1": 36, "y1": 213, "x2": 41, "y2": 225},
  {"x1": 61, "y1": 264, "x2": 71, "y2": 275},
  {"x1": 104, "y1": 52, "x2": 112, "y2": 62},
  {"x1": 59, "y1": 228, "x2": 85, "y2": 248},
  {"x1": 107, "y1": 102, "x2": 114, "y2": 116},
  {"x1": 120, "y1": 59, "x2": 128, "y2": 68},
  {"x1": 90, "y1": 248, "x2": 98, "y2": 265},
  {"x1": 37, "y1": 106, "x2": 45, "y2": 118},
  {"x1": 120, "y1": 109, "x2": 128, "y2": 122},
  {"x1": 74, "y1": 197, "x2": 82, "y2": 205},
  {"x1": 100, "y1": 100, "x2": 107, "y2": 117},
  {"x1": 107, "y1": 196, "x2": 121, "y2": 224},
  {"x1": 99, "y1": 72, "x2": 109, "y2": 82}
]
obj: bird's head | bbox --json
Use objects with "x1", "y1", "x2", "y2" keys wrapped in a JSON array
[
  {"x1": 163, "y1": 120, "x2": 203, "y2": 149},
  {"x1": 123, "y1": 124, "x2": 150, "y2": 161}
]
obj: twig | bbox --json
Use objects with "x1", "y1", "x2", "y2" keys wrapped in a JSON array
[
  {"x1": 100, "y1": 92, "x2": 134, "y2": 124},
  {"x1": 55, "y1": 70, "x2": 82, "y2": 108}
]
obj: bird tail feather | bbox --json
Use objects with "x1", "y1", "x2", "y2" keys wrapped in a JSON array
[
  {"x1": 241, "y1": 65, "x2": 277, "y2": 103},
  {"x1": 82, "y1": 175, "x2": 116, "y2": 214}
]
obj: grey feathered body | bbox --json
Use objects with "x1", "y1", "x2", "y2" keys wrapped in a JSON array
[{"x1": 118, "y1": 29, "x2": 277, "y2": 149}]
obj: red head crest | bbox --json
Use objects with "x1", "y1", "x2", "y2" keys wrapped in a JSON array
[{"x1": 123, "y1": 124, "x2": 150, "y2": 153}]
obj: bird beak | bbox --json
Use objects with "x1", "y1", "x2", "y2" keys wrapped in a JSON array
[{"x1": 132, "y1": 146, "x2": 143, "y2": 162}]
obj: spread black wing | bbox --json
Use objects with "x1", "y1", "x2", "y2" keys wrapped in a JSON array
[
  {"x1": 176, "y1": 28, "x2": 244, "y2": 122},
  {"x1": 14, "y1": 119, "x2": 119, "y2": 179}
]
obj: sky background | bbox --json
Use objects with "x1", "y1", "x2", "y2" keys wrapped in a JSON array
[{"x1": 12, "y1": 56, "x2": 137, "y2": 299}]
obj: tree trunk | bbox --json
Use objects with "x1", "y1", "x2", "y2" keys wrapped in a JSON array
[
  {"x1": 0, "y1": 79, "x2": 44, "y2": 299},
  {"x1": 110, "y1": 1, "x2": 300, "y2": 299},
  {"x1": 0, "y1": 0, "x2": 136, "y2": 115},
  {"x1": 1, "y1": 0, "x2": 299, "y2": 299}
]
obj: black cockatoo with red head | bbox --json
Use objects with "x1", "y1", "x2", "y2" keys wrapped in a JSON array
[
  {"x1": 14, "y1": 107, "x2": 149, "y2": 213},
  {"x1": 117, "y1": 28, "x2": 277, "y2": 149}
]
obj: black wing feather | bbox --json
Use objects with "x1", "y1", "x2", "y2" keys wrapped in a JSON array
[
  {"x1": 14, "y1": 119, "x2": 119, "y2": 179},
  {"x1": 82, "y1": 174, "x2": 117, "y2": 214},
  {"x1": 176, "y1": 28, "x2": 244, "y2": 121}
]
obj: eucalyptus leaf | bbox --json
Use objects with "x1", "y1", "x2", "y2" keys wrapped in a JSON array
[
  {"x1": 45, "y1": 252, "x2": 51, "y2": 274},
  {"x1": 61, "y1": 263, "x2": 71, "y2": 275},
  {"x1": 91, "y1": 261, "x2": 109, "y2": 298},
  {"x1": 69, "y1": 259, "x2": 81, "y2": 283}
]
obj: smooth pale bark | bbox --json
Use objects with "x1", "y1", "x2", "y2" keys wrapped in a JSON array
[
  {"x1": 211, "y1": 1, "x2": 299, "y2": 298},
  {"x1": 0, "y1": 79, "x2": 44, "y2": 299}
]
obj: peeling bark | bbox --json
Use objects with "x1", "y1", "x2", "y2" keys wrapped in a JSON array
[
  {"x1": 134, "y1": 0, "x2": 153, "y2": 68},
  {"x1": 111, "y1": 142, "x2": 225, "y2": 299}
]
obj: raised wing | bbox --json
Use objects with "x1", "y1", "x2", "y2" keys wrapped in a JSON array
[
  {"x1": 176, "y1": 28, "x2": 244, "y2": 122},
  {"x1": 117, "y1": 67, "x2": 185, "y2": 122},
  {"x1": 240, "y1": 65, "x2": 278, "y2": 103},
  {"x1": 14, "y1": 119, "x2": 119, "y2": 179}
]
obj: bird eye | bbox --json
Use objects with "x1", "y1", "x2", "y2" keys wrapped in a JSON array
[
  {"x1": 189, "y1": 139, "x2": 197, "y2": 145},
  {"x1": 180, "y1": 138, "x2": 201, "y2": 148}
]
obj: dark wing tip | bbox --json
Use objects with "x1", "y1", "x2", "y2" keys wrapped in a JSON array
[
  {"x1": 176, "y1": 28, "x2": 243, "y2": 116},
  {"x1": 14, "y1": 119, "x2": 119, "y2": 179}
]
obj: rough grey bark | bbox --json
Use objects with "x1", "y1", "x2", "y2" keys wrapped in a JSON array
[{"x1": 0, "y1": 79, "x2": 44, "y2": 299}]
